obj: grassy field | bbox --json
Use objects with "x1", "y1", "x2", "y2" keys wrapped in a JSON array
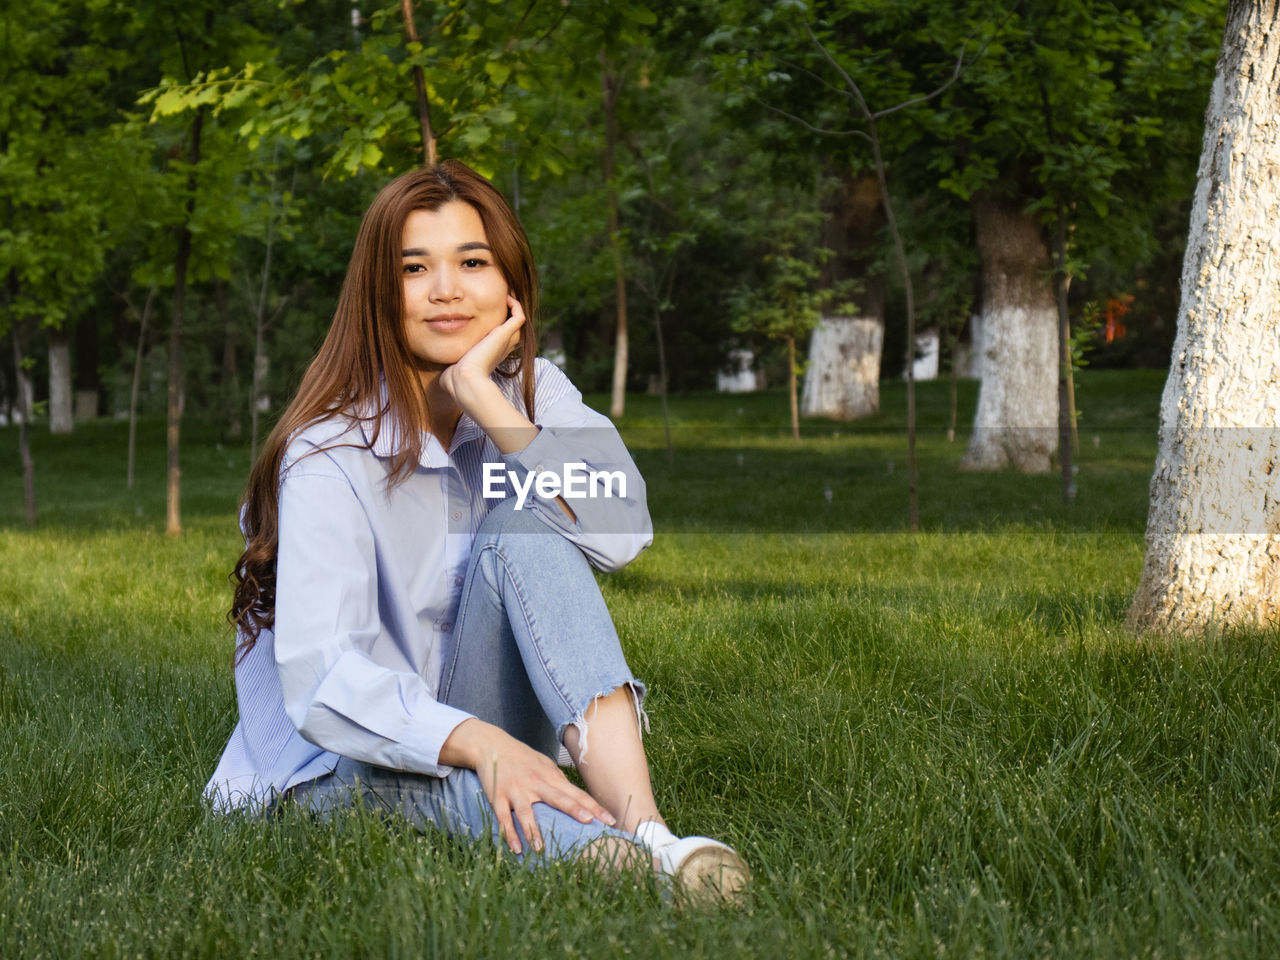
[{"x1": 2, "y1": 370, "x2": 1278, "y2": 958}]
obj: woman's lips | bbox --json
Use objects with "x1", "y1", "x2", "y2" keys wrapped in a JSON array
[{"x1": 425, "y1": 314, "x2": 471, "y2": 332}]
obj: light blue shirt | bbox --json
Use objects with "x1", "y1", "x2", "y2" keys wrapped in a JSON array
[{"x1": 205, "y1": 359, "x2": 653, "y2": 812}]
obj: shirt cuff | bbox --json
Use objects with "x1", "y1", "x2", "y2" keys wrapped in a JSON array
[
  {"x1": 500, "y1": 428, "x2": 583, "y2": 519},
  {"x1": 390, "y1": 700, "x2": 477, "y2": 778}
]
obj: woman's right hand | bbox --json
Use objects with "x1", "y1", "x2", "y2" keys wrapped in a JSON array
[{"x1": 440, "y1": 717, "x2": 616, "y2": 855}]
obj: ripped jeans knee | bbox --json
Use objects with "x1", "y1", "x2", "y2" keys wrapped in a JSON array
[{"x1": 561, "y1": 680, "x2": 650, "y2": 765}]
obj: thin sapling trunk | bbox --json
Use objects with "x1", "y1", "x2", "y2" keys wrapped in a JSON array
[
  {"x1": 10, "y1": 326, "x2": 36, "y2": 527},
  {"x1": 602, "y1": 51, "x2": 628, "y2": 420},
  {"x1": 653, "y1": 302, "x2": 673, "y2": 464},
  {"x1": 787, "y1": 334, "x2": 800, "y2": 441},
  {"x1": 127, "y1": 285, "x2": 157, "y2": 490},
  {"x1": 400, "y1": 0, "x2": 437, "y2": 166},
  {"x1": 1053, "y1": 209, "x2": 1075, "y2": 501},
  {"x1": 166, "y1": 105, "x2": 206, "y2": 537}
]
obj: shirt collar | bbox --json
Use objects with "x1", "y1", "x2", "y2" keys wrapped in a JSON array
[{"x1": 356, "y1": 383, "x2": 487, "y2": 467}]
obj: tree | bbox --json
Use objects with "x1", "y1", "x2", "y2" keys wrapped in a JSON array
[
  {"x1": 138, "y1": 3, "x2": 284, "y2": 535},
  {"x1": 732, "y1": 209, "x2": 853, "y2": 441},
  {"x1": 241, "y1": 141, "x2": 300, "y2": 459},
  {"x1": 961, "y1": 191, "x2": 1059, "y2": 473},
  {"x1": 6, "y1": 322, "x2": 36, "y2": 527},
  {"x1": 1, "y1": 0, "x2": 148, "y2": 521},
  {"x1": 1128, "y1": 0, "x2": 1280, "y2": 633},
  {"x1": 528, "y1": 1, "x2": 661, "y2": 419},
  {"x1": 600, "y1": 47, "x2": 630, "y2": 420},
  {"x1": 801, "y1": 175, "x2": 885, "y2": 421},
  {"x1": 0, "y1": 1, "x2": 132, "y2": 438},
  {"x1": 709, "y1": 4, "x2": 900, "y2": 431},
  {"x1": 712, "y1": 3, "x2": 975, "y2": 526},
  {"x1": 736, "y1": 1, "x2": 1220, "y2": 481}
]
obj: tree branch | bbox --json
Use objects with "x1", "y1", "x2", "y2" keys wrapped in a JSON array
[
  {"x1": 802, "y1": 9, "x2": 1017, "y2": 122},
  {"x1": 801, "y1": 21, "x2": 872, "y2": 120},
  {"x1": 752, "y1": 94, "x2": 872, "y2": 142},
  {"x1": 775, "y1": 56, "x2": 857, "y2": 102},
  {"x1": 529, "y1": 5, "x2": 572, "y2": 51},
  {"x1": 504, "y1": 0, "x2": 540, "y2": 54},
  {"x1": 265, "y1": 292, "x2": 292, "y2": 330},
  {"x1": 872, "y1": 48, "x2": 966, "y2": 119}
]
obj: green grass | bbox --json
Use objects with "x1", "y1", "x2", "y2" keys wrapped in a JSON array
[{"x1": 2, "y1": 370, "x2": 1278, "y2": 958}]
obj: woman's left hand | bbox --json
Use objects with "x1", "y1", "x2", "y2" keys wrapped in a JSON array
[{"x1": 438, "y1": 294, "x2": 525, "y2": 400}]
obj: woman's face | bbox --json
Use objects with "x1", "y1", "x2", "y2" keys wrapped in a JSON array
[{"x1": 400, "y1": 200, "x2": 509, "y2": 380}]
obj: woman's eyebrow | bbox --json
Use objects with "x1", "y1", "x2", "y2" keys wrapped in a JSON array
[{"x1": 401, "y1": 241, "x2": 492, "y2": 257}]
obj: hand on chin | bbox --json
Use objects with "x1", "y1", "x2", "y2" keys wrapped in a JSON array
[{"x1": 437, "y1": 296, "x2": 525, "y2": 401}]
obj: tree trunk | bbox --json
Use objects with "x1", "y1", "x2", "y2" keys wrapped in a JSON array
[
  {"x1": 862, "y1": 120, "x2": 919, "y2": 527},
  {"x1": 961, "y1": 193, "x2": 1059, "y2": 473},
  {"x1": 946, "y1": 323, "x2": 960, "y2": 442},
  {"x1": 48, "y1": 329, "x2": 73, "y2": 434},
  {"x1": 167, "y1": 106, "x2": 206, "y2": 537},
  {"x1": 787, "y1": 335, "x2": 799, "y2": 441},
  {"x1": 218, "y1": 282, "x2": 242, "y2": 438},
  {"x1": 1128, "y1": 0, "x2": 1280, "y2": 633},
  {"x1": 11, "y1": 327, "x2": 36, "y2": 526},
  {"x1": 652, "y1": 303, "x2": 673, "y2": 464},
  {"x1": 1052, "y1": 210, "x2": 1075, "y2": 501},
  {"x1": 808, "y1": 175, "x2": 885, "y2": 420},
  {"x1": 75, "y1": 310, "x2": 100, "y2": 421},
  {"x1": 127, "y1": 286, "x2": 156, "y2": 490},
  {"x1": 400, "y1": 0, "x2": 436, "y2": 165},
  {"x1": 251, "y1": 349, "x2": 267, "y2": 460},
  {"x1": 801, "y1": 317, "x2": 882, "y2": 418},
  {"x1": 601, "y1": 52, "x2": 628, "y2": 420}
]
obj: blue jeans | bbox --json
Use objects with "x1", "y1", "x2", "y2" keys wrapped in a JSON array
[{"x1": 288, "y1": 498, "x2": 644, "y2": 862}]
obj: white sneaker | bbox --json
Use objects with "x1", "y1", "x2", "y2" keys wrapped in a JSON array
[{"x1": 634, "y1": 821, "x2": 751, "y2": 903}]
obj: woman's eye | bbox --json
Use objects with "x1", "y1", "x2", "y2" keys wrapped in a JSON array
[
  {"x1": 403, "y1": 263, "x2": 425, "y2": 274},
  {"x1": 462, "y1": 257, "x2": 489, "y2": 269}
]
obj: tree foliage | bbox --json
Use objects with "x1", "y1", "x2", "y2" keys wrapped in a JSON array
[{"x1": 2, "y1": 0, "x2": 1233, "y2": 527}]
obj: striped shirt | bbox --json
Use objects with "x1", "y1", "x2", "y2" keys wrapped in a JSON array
[{"x1": 204, "y1": 358, "x2": 652, "y2": 812}]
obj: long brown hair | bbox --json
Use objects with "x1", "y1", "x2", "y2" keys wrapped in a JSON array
[{"x1": 229, "y1": 161, "x2": 539, "y2": 660}]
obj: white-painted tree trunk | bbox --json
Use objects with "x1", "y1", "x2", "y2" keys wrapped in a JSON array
[
  {"x1": 801, "y1": 316, "x2": 882, "y2": 419},
  {"x1": 1129, "y1": 0, "x2": 1280, "y2": 633},
  {"x1": 74, "y1": 390, "x2": 97, "y2": 421},
  {"x1": 48, "y1": 333, "x2": 73, "y2": 434},
  {"x1": 961, "y1": 194, "x2": 1058, "y2": 473}
]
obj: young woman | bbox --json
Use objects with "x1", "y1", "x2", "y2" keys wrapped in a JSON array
[{"x1": 204, "y1": 161, "x2": 748, "y2": 900}]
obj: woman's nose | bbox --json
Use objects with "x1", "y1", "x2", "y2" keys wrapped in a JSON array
[{"x1": 429, "y1": 267, "x2": 460, "y2": 301}]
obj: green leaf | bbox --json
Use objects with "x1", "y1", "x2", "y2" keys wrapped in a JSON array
[
  {"x1": 484, "y1": 60, "x2": 510, "y2": 86},
  {"x1": 460, "y1": 122, "x2": 492, "y2": 148},
  {"x1": 152, "y1": 86, "x2": 194, "y2": 117},
  {"x1": 487, "y1": 106, "x2": 516, "y2": 126}
]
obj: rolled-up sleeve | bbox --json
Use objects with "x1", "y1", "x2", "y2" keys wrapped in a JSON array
[
  {"x1": 273, "y1": 459, "x2": 473, "y2": 777},
  {"x1": 498, "y1": 362, "x2": 653, "y2": 572}
]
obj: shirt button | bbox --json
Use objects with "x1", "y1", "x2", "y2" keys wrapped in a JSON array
[
  {"x1": 450, "y1": 510, "x2": 462, "y2": 521},
  {"x1": 453, "y1": 576, "x2": 464, "y2": 586},
  {"x1": 439, "y1": 622, "x2": 453, "y2": 632}
]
